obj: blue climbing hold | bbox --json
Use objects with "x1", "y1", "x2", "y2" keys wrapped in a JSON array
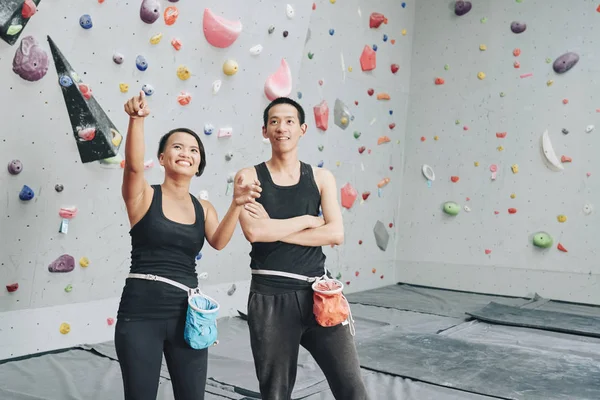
[
  {"x1": 204, "y1": 124, "x2": 215, "y2": 135},
  {"x1": 383, "y1": 34, "x2": 388, "y2": 42},
  {"x1": 195, "y1": 252, "x2": 202, "y2": 261},
  {"x1": 329, "y1": 28, "x2": 334, "y2": 36},
  {"x1": 19, "y1": 185, "x2": 34, "y2": 201},
  {"x1": 402, "y1": 2, "x2": 406, "y2": 8},
  {"x1": 59, "y1": 75, "x2": 73, "y2": 87},
  {"x1": 317, "y1": 160, "x2": 324, "y2": 168},
  {"x1": 79, "y1": 14, "x2": 93, "y2": 29},
  {"x1": 389, "y1": 110, "x2": 393, "y2": 115},
  {"x1": 297, "y1": 91, "x2": 302, "y2": 99},
  {"x1": 136, "y1": 55, "x2": 148, "y2": 71},
  {"x1": 372, "y1": 44, "x2": 378, "y2": 51},
  {"x1": 142, "y1": 84, "x2": 154, "y2": 96}
]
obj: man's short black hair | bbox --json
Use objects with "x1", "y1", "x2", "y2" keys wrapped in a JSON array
[
  {"x1": 263, "y1": 97, "x2": 306, "y2": 127},
  {"x1": 157, "y1": 128, "x2": 206, "y2": 177}
]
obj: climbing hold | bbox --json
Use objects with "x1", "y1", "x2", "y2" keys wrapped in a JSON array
[
  {"x1": 383, "y1": 34, "x2": 388, "y2": 42},
  {"x1": 313, "y1": 100, "x2": 329, "y2": 131},
  {"x1": 508, "y1": 208, "x2": 517, "y2": 214},
  {"x1": 532, "y1": 232, "x2": 553, "y2": 248},
  {"x1": 19, "y1": 185, "x2": 34, "y2": 201},
  {"x1": 7, "y1": 159, "x2": 23, "y2": 175},
  {"x1": 222, "y1": 59, "x2": 238, "y2": 76},
  {"x1": 553, "y1": 52, "x2": 579, "y2": 74},
  {"x1": 479, "y1": 44, "x2": 486, "y2": 51},
  {"x1": 249, "y1": 44, "x2": 263, "y2": 55},
  {"x1": 586, "y1": 125, "x2": 594, "y2": 133},
  {"x1": 59, "y1": 75, "x2": 73, "y2": 87},
  {"x1": 513, "y1": 48, "x2": 521, "y2": 56},
  {"x1": 64, "y1": 284, "x2": 73, "y2": 293},
  {"x1": 286, "y1": 4, "x2": 295, "y2": 19},
  {"x1": 500, "y1": 92, "x2": 506, "y2": 97},
  {"x1": 334, "y1": 99, "x2": 352, "y2": 130},
  {"x1": 477, "y1": 72, "x2": 485, "y2": 80},
  {"x1": 107, "y1": 318, "x2": 115, "y2": 326},
  {"x1": 204, "y1": 124, "x2": 215, "y2": 135},
  {"x1": 546, "y1": 80, "x2": 554, "y2": 86},
  {"x1": 149, "y1": 33, "x2": 163, "y2": 44},
  {"x1": 583, "y1": 204, "x2": 593, "y2": 215},
  {"x1": 377, "y1": 93, "x2": 390, "y2": 100},
  {"x1": 511, "y1": 164, "x2": 519, "y2": 174},
  {"x1": 22, "y1": 0, "x2": 37, "y2": 18},
  {"x1": 366, "y1": 88, "x2": 374, "y2": 96},
  {"x1": 76, "y1": 126, "x2": 96, "y2": 141},
  {"x1": 377, "y1": 178, "x2": 390, "y2": 188},
  {"x1": 353, "y1": 131, "x2": 361, "y2": 139},
  {"x1": 510, "y1": 21, "x2": 526, "y2": 33},
  {"x1": 561, "y1": 155, "x2": 572, "y2": 163},
  {"x1": 79, "y1": 14, "x2": 92, "y2": 29},
  {"x1": 264, "y1": 58, "x2": 292, "y2": 101},
  {"x1": 557, "y1": 214, "x2": 567, "y2": 223},
  {"x1": 362, "y1": 192, "x2": 371, "y2": 201},
  {"x1": 79, "y1": 257, "x2": 90, "y2": 268},
  {"x1": 358, "y1": 146, "x2": 366, "y2": 154},
  {"x1": 318, "y1": 145, "x2": 324, "y2": 151},
  {"x1": 142, "y1": 84, "x2": 154, "y2": 96},
  {"x1": 541, "y1": 130, "x2": 564, "y2": 171},
  {"x1": 455, "y1": 1, "x2": 472, "y2": 16},
  {"x1": 140, "y1": 0, "x2": 161, "y2": 24},
  {"x1": 422, "y1": 165, "x2": 435, "y2": 181},
  {"x1": 372, "y1": 44, "x2": 378, "y2": 52},
  {"x1": 450, "y1": 176, "x2": 459, "y2": 183},
  {"x1": 135, "y1": 55, "x2": 148, "y2": 71},
  {"x1": 6, "y1": 283, "x2": 18, "y2": 293},
  {"x1": 177, "y1": 91, "x2": 191, "y2": 105},
  {"x1": 561, "y1": 128, "x2": 569, "y2": 135},
  {"x1": 203, "y1": 8, "x2": 242, "y2": 48},
  {"x1": 164, "y1": 6, "x2": 179, "y2": 25},
  {"x1": 268, "y1": 25, "x2": 276, "y2": 34},
  {"x1": 119, "y1": 83, "x2": 129, "y2": 93},
  {"x1": 389, "y1": 123, "x2": 396, "y2": 130},
  {"x1": 341, "y1": 183, "x2": 358, "y2": 209},
  {"x1": 176, "y1": 65, "x2": 191, "y2": 80},
  {"x1": 55, "y1": 184, "x2": 64, "y2": 192},
  {"x1": 513, "y1": 61, "x2": 520, "y2": 68},
  {"x1": 112, "y1": 52, "x2": 124, "y2": 64},
  {"x1": 497, "y1": 146, "x2": 504, "y2": 152},
  {"x1": 391, "y1": 64, "x2": 399, "y2": 74},
  {"x1": 434, "y1": 77, "x2": 445, "y2": 85},
  {"x1": 484, "y1": 249, "x2": 491, "y2": 255},
  {"x1": 443, "y1": 201, "x2": 460, "y2": 216},
  {"x1": 282, "y1": 30, "x2": 288, "y2": 38},
  {"x1": 59, "y1": 206, "x2": 78, "y2": 219},
  {"x1": 496, "y1": 132, "x2": 507, "y2": 138},
  {"x1": 369, "y1": 13, "x2": 388, "y2": 29},
  {"x1": 360, "y1": 45, "x2": 376, "y2": 71},
  {"x1": 307, "y1": 52, "x2": 314, "y2": 59},
  {"x1": 227, "y1": 284, "x2": 237, "y2": 296},
  {"x1": 373, "y1": 220, "x2": 389, "y2": 251},
  {"x1": 218, "y1": 127, "x2": 232, "y2": 138},
  {"x1": 225, "y1": 151, "x2": 233, "y2": 161},
  {"x1": 59, "y1": 323, "x2": 71, "y2": 334},
  {"x1": 212, "y1": 80, "x2": 222, "y2": 94},
  {"x1": 557, "y1": 243, "x2": 568, "y2": 252},
  {"x1": 12, "y1": 36, "x2": 49, "y2": 82},
  {"x1": 48, "y1": 254, "x2": 75, "y2": 273}
]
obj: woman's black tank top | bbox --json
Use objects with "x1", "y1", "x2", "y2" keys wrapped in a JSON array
[
  {"x1": 117, "y1": 185, "x2": 205, "y2": 320},
  {"x1": 249, "y1": 161, "x2": 327, "y2": 291}
]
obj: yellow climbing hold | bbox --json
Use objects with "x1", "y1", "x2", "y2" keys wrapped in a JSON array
[
  {"x1": 150, "y1": 33, "x2": 163, "y2": 44},
  {"x1": 401, "y1": 29, "x2": 407, "y2": 35},
  {"x1": 111, "y1": 129, "x2": 122, "y2": 147},
  {"x1": 119, "y1": 83, "x2": 129, "y2": 93},
  {"x1": 7, "y1": 25, "x2": 23, "y2": 35},
  {"x1": 177, "y1": 65, "x2": 191, "y2": 80},
  {"x1": 557, "y1": 214, "x2": 567, "y2": 223},
  {"x1": 547, "y1": 80, "x2": 554, "y2": 86},
  {"x1": 59, "y1": 323, "x2": 71, "y2": 334},
  {"x1": 79, "y1": 257, "x2": 90, "y2": 268},
  {"x1": 474, "y1": 161, "x2": 480, "y2": 167},
  {"x1": 497, "y1": 146, "x2": 504, "y2": 151},
  {"x1": 510, "y1": 193, "x2": 516, "y2": 199},
  {"x1": 340, "y1": 116, "x2": 348, "y2": 126},
  {"x1": 348, "y1": 66, "x2": 352, "y2": 72},
  {"x1": 434, "y1": 135, "x2": 439, "y2": 141},
  {"x1": 330, "y1": 0, "x2": 336, "y2": 3},
  {"x1": 477, "y1": 72, "x2": 486, "y2": 80},
  {"x1": 511, "y1": 164, "x2": 519, "y2": 174},
  {"x1": 223, "y1": 59, "x2": 239, "y2": 76},
  {"x1": 336, "y1": 161, "x2": 341, "y2": 167},
  {"x1": 479, "y1": 44, "x2": 487, "y2": 51}
]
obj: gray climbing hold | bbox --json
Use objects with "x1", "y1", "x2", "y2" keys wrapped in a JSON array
[
  {"x1": 140, "y1": 0, "x2": 161, "y2": 24},
  {"x1": 225, "y1": 151, "x2": 233, "y2": 161},
  {"x1": 7, "y1": 159, "x2": 22, "y2": 175},
  {"x1": 552, "y1": 52, "x2": 579, "y2": 74},
  {"x1": 510, "y1": 21, "x2": 526, "y2": 34},
  {"x1": 373, "y1": 220, "x2": 389, "y2": 251},
  {"x1": 48, "y1": 254, "x2": 75, "y2": 273},
  {"x1": 227, "y1": 284, "x2": 236, "y2": 296},
  {"x1": 333, "y1": 98, "x2": 352, "y2": 130}
]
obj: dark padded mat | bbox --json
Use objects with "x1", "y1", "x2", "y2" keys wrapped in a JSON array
[
  {"x1": 357, "y1": 331, "x2": 600, "y2": 400},
  {"x1": 467, "y1": 302, "x2": 600, "y2": 338}
]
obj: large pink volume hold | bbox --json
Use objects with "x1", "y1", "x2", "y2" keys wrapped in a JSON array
[
  {"x1": 264, "y1": 58, "x2": 292, "y2": 101},
  {"x1": 203, "y1": 8, "x2": 242, "y2": 48}
]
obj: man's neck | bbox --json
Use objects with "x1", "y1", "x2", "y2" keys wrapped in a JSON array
[{"x1": 266, "y1": 152, "x2": 299, "y2": 174}]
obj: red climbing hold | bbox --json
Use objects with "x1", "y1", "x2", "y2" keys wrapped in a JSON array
[
  {"x1": 313, "y1": 100, "x2": 329, "y2": 131},
  {"x1": 312, "y1": 3, "x2": 316, "y2": 10},
  {"x1": 389, "y1": 123, "x2": 396, "y2": 129},
  {"x1": 508, "y1": 208, "x2": 517, "y2": 214},
  {"x1": 485, "y1": 249, "x2": 492, "y2": 255},
  {"x1": 496, "y1": 132, "x2": 507, "y2": 138},
  {"x1": 358, "y1": 146, "x2": 366, "y2": 154},
  {"x1": 367, "y1": 88, "x2": 374, "y2": 96},
  {"x1": 6, "y1": 283, "x2": 18, "y2": 293},
  {"x1": 22, "y1": 0, "x2": 37, "y2": 18},
  {"x1": 341, "y1": 183, "x2": 358, "y2": 209},
  {"x1": 435, "y1": 77, "x2": 445, "y2": 85},
  {"x1": 362, "y1": 191, "x2": 370, "y2": 200},
  {"x1": 557, "y1": 243, "x2": 568, "y2": 252},
  {"x1": 450, "y1": 176, "x2": 459, "y2": 182},
  {"x1": 388, "y1": 222, "x2": 393, "y2": 228},
  {"x1": 107, "y1": 317, "x2": 115, "y2": 325},
  {"x1": 369, "y1": 12, "x2": 388, "y2": 28},
  {"x1": 355, "y1": 271, "x2": 359, "y2": 277},
  {"x1": 358, "y1": 240, "x2": 363, "y2": 244},
  {"x1": 360, "y1": 45, "x2": 376, "y2": 71},
  {"x1": 391, "y1": 64, "x2": 399, "y2": 74},
  {"x1": 561, "y1": 155, "x2": 572, "y2": 163}
]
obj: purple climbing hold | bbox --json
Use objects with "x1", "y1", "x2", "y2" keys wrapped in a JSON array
[
  {"x1": 12, "y1": 35, "x2": 49, "y2": 82},
  {"x1": 553, "y1": 52, "x2": 579, "y2": 74},
  {"x1": 510, "y1": 21, "x2": 526, "y2": 34},
  {"x1": 48, "y1": 254, "x2": 75, "y2": 273},
  {"x1": 168, "y1": 0, "x2": 179, "y2": 2},
  {"x1": 7, "y1": 159, "x2": 23, "y2": 175},
  {"x1": 140, "y1": 0, "x2": 161, "y2": 24},
  {"x1": 454, "y1": 1, "x2": 472, "y2": 16}
]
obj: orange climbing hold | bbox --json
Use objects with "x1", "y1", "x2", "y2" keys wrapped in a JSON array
[
  {"x1": 561, "y1": 155, "x2": 572, "y2": 163},
  {"x1": 164, "y1": 6, "x2": 179, "y2": 25},
  {"x1": 377, "y1": 136, "x2": 390, "y2": 145},
  {"x1": 369, "y1": 12, "x2": 388, "y2": 28},
  {"x1": 372, "y1": 268, "x2": 376, "y2": 273},
  {"x1": 171, "y1": 38, "x2": 182, "y2": 50},
  {"x1": 450, "y1": 176, "x2": 459, "y2": 182},
  {"x1": 508, "y1": 208, "x2": 517, "y2": 214},
  {"x1": 360, "y1": 45, "x2": 376, "y2": 71},
  {"x1": 341, "y1": 183, "x2": 358, "y2": 209},
  {"x1": 435, "y1": 77, "x2": 445, "y2": 85},
  {"x1": 377, "y1": 177, "x2": 390, "y2": 188},
  {"x1": 557, "y1": 243, "x2": 568, "y2": 252},
  {"x1": 513, "y1": 48, "x2": 521, "y2": 56},
  {"x1": 376, "y1": 93, "x2": 390, "y2": 100},
  {"x1": 496, "y1": 132, "x2": 507, "y2": 138}
]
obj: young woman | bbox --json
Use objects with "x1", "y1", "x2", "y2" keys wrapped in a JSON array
[{"x1": 114, "y1": 91, "x2": 261, "y2": 400}]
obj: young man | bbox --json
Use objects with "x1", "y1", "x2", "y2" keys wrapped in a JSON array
[{"x1": 235, "y1": 97, "x2": 369, "y2": 400}]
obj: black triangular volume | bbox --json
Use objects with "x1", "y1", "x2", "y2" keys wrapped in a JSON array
[
  {"x1": 47, "y1": 36, "x2": 123, "y2": 163},
  {"x1": 0, "y1": 0, "x2": 41, "y2": 46}
]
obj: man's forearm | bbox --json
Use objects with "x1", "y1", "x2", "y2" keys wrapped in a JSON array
[
  {"x1": 280, "y1": 223, "x2": 344, "y2": 247},
  {"x1": 245, "y1": 216, "x2": 311, "y2": 243}
]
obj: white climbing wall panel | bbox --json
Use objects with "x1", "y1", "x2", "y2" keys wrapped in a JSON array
[
  {"x1": 0, "y1": 0, "x2": 412, "y2": 359},
  {"x1": 395, "y1": 0, "x2": 600, "y2": 305}
]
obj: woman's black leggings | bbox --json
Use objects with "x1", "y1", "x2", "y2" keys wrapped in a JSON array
[{"x1": 114, "y1": 314, "x2": 208, "y2": 400}]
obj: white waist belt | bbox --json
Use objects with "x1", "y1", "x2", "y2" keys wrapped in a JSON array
[
  {"x1": 251, "y1": 269, "x2": 320, "y2": 283},
  {"x1": 128, "y1": 272, "x2": 208, "y2": 295}
]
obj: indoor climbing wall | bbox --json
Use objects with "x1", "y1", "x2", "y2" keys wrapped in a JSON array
[
  {"x1": 0, "y1": 0, "x2": 410, "y2": 359},
  {"x1": 396, "y1": 0, "x2": 599, "y2": 305}
]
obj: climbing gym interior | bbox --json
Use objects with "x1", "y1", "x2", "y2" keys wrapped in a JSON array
[{"x1": 1, "y1": 0, "x2": 599, "y2": 399}]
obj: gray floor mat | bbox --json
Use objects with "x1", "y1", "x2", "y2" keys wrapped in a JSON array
[
  {"x1": 345, "y1": 284, "x2": 532, "y2": 318},
  {"x1": 467, "y1": 302, "x2": 600, "y2": 338},
  {"x1": 357, "y1": 331, "x2": 600, "y2": 400}
]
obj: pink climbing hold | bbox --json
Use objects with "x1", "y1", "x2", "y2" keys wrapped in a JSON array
[
  {"x1": 360, "y1": 45, "x2": 376, "y2": 71},
  {"x1": 341, "y1": 183, "x2": 358, "y2": 209},
  {"x1": 203, "y1": 8, "x2": 242, "y2": 48},
  {"x1": 48, "y1": 254, "x2": 75, "y2": 273},
  {"x1": 264, "y1": 58, "x2": 292, "y2": 101},
  {"x1": 79, "y1": 83, "x2": 92, "y2": 100},
  {"x1": 313, "y1": 100, "x2": 329, "y2": 131},
  {"x1": 107, "y1": 318, "x2": 115, "y2": 326},
  {"x1": 22, "y1": 0, "x2": 37, "y2": 18},
  {"x1": 369, "y1": 12, "x2": 388, "y2": 29},
  {"x1": 59, "y1": 206, "x2": 78, "y2": 219}
]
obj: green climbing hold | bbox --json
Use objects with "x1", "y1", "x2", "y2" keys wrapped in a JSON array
[
  {"x1": 532, "y1": 231, "x2": 553, "y2": 248},
  {"x1": 545, "y1": 58, "x2": 552, "y2": 64},
  {"x1": 500, "y1": 92, "x2": 506, "y2": 97},
  {"x1": 353, "y1": 131, "x2": 361, "y2": 139},
  {"x1": 64, "y1": 284, "x2": 73, "y2": 293},
  {"x1": 7, "y1": 25, "x2": 23, "y2": 36},
  {"x1": 308, "y1": 52, "x2": 314, "y2": 59},
  {"x1": 444, "y1": 64, "x2": 449, "y2": 70},
  {"x1": 480, "y1": 17, "x2": 487, "y2": 23},
  {"x1": 455, "y1": 120, "x2": 460, "y2": 125},
  {"x1": 516, "y1": 0, "x2": 522, "y2": 3},
  {"x1": 336, "y1": 272, "x2": 342, "y2": 280},
  {"x1": 318, "y1": 145, "x2": 324, "y2": 151},
  {"x1": 443, "y1": 201, "x2": 460, "y2": 216}
]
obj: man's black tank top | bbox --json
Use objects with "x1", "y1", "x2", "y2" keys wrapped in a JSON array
[
  {"x1": 117, "y1": 185, "x2": 205, "y2": 320},
  {"x1": 250, "y1": 161, "x2": 326, "y2": 291}
]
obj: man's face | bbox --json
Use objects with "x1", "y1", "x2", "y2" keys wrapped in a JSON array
[{"x1": 262, "y1": 104, "x2": 307, "y2": 151}]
